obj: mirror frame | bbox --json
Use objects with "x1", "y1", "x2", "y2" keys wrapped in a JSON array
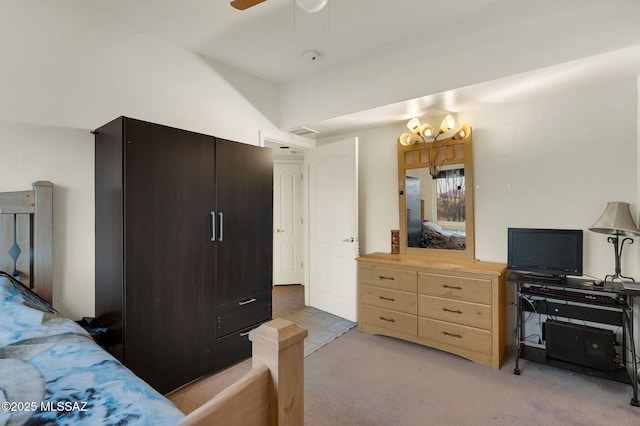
[{"x1": 397, "y1": 130, "x2": 475, "y2": 259}]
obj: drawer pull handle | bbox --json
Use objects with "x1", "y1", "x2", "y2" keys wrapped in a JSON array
[
  {"x1": 442, "y1": 331, "x2": 463, "y2": 339},
  {"x1": 442, "y1": 284, "x2": 462, "y2": 290},
  {"x1": 442, "y1": 307, "x2": 462, "y2": 314},
  {"x1": 379, "y1": 316, "x2": 396, "y2": 323},
  {"x1": 378, "y1": 275, "x2": 395, "y2": 281},
  {"x1": 238, "y1": 298, "x2": 257, "y2": 306},
  {"x1": 239, "y1": 331, "x2": 251, "y2": 337},
  {"x1": 379, "y1": 296, "x2": 396, "y2": 302}
]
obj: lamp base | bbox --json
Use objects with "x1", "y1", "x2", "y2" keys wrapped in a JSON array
[
  {"x1": 604, "y1": 236, "x2": 636, "y2": 283},
  {"x1": 604, "y1": 273, "x2": 636, "y2": 283}
]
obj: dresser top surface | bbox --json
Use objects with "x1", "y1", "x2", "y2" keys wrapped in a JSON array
[{"x1": 357, "y1": 252, "x2": 507, "y2": 276}]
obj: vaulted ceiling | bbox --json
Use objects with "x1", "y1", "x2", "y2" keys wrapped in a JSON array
[{"x1": 68, "y1": 0, "x2": 640, "y2": 137}]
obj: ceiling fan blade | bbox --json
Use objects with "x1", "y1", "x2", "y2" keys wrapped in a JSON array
[{"x1": 230, "y1": 0, "x2": 267, "y2": 10}]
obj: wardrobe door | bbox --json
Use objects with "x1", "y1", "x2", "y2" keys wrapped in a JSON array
[
  {"x1": 214, "y1": 139, "x2": 273, "y2": 305},
  {"x1": 123, "y1": 118, "x2": 217, "y2": 394}
]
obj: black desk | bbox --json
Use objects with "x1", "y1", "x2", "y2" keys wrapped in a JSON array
[{"x1": 508, "y1": 272, "x2": 639, "y2": 406}]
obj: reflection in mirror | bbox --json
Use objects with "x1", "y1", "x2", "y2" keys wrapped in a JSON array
[{"x1": 405, "y1": 165, "x2": 466, "y2": 250}]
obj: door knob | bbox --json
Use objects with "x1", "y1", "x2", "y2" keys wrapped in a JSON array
[
  {"x1": 276, "y1": 228, "x2": 284, "y2": 233},
  {"x1": 343, "y1": 236, "x2": 355, "y2": 243}
]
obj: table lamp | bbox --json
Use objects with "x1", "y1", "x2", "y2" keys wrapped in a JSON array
[{"x1": 589, "y1": 201, "x2": 640, "y2": 282}]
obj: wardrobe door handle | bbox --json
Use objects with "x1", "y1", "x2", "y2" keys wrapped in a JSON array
[
  {"x1": 218, "y1": 212, "x2": 224, "y2": 241},
  {"x1": 210, "y1": 211, "x2": 216, "y2": 241},
  {"x1": 238, "y1": 298, "x2": 257, "y2": 306}
]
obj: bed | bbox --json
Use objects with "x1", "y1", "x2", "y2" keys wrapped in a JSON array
[
  {"x1": 0, "y1": 181, "x2": 306, "y2": 426},
  {"x1": 419, "y1": 220, "x2": 466, "y2": 250}
]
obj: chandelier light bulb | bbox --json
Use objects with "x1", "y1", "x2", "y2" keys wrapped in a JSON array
[
  {"x1": 407, "y1": 118, "x2": 421, "y2": 134},
  {"x1": 440, "y1": 114, "x2": 455, "y2": 133},
  {"x1": 398, "y1": 133, "x2": 416, "y2": 146},
  {"x1": 453, "y1": 123, "x2": 471, "y2": 140},
  {"x1": 419, "y1": 123, "x2": 434, "y2": 138}
]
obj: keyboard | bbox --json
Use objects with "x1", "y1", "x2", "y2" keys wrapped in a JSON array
[{"x1": 521, "y1": 286, "x2": 623, "y2": 307}]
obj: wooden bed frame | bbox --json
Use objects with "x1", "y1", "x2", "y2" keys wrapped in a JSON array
[{"x1": 0, "y1": 181, "x2": 307, "y2": 425}]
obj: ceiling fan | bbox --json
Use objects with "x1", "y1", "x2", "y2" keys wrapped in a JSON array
[{"x1": 230, "y1": 0, "x2": 328, "y2": 13}]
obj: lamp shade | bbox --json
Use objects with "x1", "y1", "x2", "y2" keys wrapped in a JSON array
[
  {"x1": 419, "y1": 123, "x2": 434, "y2": 138},
  {"x1": 453, "y1": 123, "x2": 471, "y2": 140},
  {"x1": 398, "y1": 133, "x2": 417, "y2": 146},
  {"x1": 439, "y1": 114, "x2": 455, "y2": 133},
  {"x1": 407, "y1": 118, "x2": 421, "y2": 133},
  {"x1": 589, "y1": 201, "x2": 640, "y2": 236}
]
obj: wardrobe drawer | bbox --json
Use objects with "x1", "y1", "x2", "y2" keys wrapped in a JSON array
[
  {"x1": 216, "y1": 291, "x2": 272, "y2": 336},
  {"x1": 418, "y1": 273, "x2": 491, "y2": 304},
  {"x1": 361, "y1": 285, "x2": 416, "y2": 315},
  {"x1": 359, "y1": 265, "x2": 417, "y2": 292},
  {"x1": 418, "y1": 317, "x2": 490, "y2": 355},
  {"x1": 216, "y1": 322, "x2": 266, "y2": 371},
  {"x1": 418, "y1": 295, "x2": 491, "y2": 330},
  {"x1": 360, "y1": 305, "x2": 417, "y2": 336}
]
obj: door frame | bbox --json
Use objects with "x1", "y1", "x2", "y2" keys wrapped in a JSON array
[{"x1": 260, "y1": 133, "x2": 314, "y2": 304}]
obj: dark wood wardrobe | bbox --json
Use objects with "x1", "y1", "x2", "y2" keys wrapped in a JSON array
[{"x1": 94, "y1": 116, "x2": 273, "y2": 394}]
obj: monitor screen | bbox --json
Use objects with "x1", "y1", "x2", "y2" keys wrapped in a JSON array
[{"x1": 507, "y1": 228, "x2": 583, "y2": 277}]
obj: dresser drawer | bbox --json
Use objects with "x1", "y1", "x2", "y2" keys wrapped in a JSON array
[
  {"x1": 360, "y1": 305, "x2": 417, "y2": 336},
  {"x1": 418, "y1": 295, "x2": 491, "y2": 330},
  {"x1": 418, "y1": 273, "x2": 491, "y2": 304},
  {"x1": 216, "y1": 291, "x2": 272, "y2": 336},
  {"x1": 418, "y1": 317, "x2": 490, "y2": 355},
  {"x1": 360, "y1": 265, "x2": 417, "y2": 292},
  {"x1": 361, "y1": 285, "x2": 417, "y2": 314}
]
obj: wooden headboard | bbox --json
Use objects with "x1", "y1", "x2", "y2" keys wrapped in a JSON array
[{"x1": 0, "y1": 181, "x2": 53, "y2": 303}]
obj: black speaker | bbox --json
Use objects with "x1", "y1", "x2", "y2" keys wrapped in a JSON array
[{"x1": 545, "y1": 320, "x2": 615, "y2": 372}]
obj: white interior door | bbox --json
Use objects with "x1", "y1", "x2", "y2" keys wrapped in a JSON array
[
  {"x1": 273, "y1": 162, "x2": 303, "y2": 285},
  {"x1": 308, "y1": 137, "x2": 358, "y2": 321}
]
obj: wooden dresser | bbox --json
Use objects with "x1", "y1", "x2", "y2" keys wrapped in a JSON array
[{"x1": 357, "y1": 253, "x2": 507, "y2": 369}]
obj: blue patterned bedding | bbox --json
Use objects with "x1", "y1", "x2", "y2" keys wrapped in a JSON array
[{"x1": 0, "y1": 275, "x2": 186, "y2": 425}]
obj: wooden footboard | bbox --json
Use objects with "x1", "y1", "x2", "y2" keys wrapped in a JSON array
[{"x1": 178, "y1": 318, "x2": 308, "y2": 426}]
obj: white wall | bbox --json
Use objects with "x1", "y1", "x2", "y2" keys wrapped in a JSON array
[
  {"x1": 0, "y1": 120, "x2": 94, "y2": 318},
  {"x1": 323, "y1": 78, "x2": 639, "y2": 282},
  {"x1": 462, "y1": 78, "x2": 638, "y2": 279}
]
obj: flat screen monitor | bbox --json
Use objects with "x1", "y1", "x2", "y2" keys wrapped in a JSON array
[{"x1": 507, "y1": 228, "x2": 583, "y2": 278}]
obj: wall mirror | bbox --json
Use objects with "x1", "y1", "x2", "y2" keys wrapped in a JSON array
[{"x1": 398, "y1": 131, "x2": 475, "y2": 258}]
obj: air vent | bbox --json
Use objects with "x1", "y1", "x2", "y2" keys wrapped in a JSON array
[{"x1": 288, "y1": 126, "x2": 319, "y2": 137}]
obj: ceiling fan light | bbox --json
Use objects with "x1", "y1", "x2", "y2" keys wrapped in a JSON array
[
  {"x1": 295, "y1": 0, "x2": 329, "y2": 13},
  {"x1": 440, "y1": 114, "x2": 455, "y2": 133}
]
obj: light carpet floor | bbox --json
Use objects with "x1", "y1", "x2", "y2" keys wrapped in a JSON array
[{"x1": 303, "y1": 328, "x2": 640, "y2": 425}]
